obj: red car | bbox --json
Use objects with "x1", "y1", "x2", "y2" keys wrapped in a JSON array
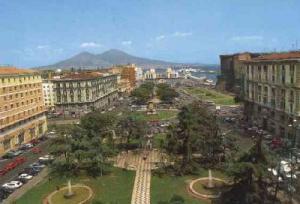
[
  {"x1": 29, "y1": 139, "x2": 39, "y2": 145},
  {"x1": 31, "y1": 147, "x2": 42, "y2": 154},
  {"x1": 4, "y1": 162, "x2": 17, "y2": 171},
  {"x1": 14, "y1": 156, "x2": 26, "y2": 165},
  {"x1": 0, "y1": 169, "x2": 8, "y2": 176}
]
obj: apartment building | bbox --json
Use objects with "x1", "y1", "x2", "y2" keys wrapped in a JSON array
[
  {"x1": 218, "y1": 52, "x2": 261, "y2": 93},
  {"x1": 0, "y1": 67, "x2": 47, "y2": 156},
  {"x1": 242, "y1": 52, "x2": 300, "y2": 144},
  {"x1": 107, "y1": 64, "x2": 137, "y2": 92},
  {"x1": 42, "y1": 79, "x2": 55, "y2": 110},
  {"x1": 52, "y1": 72, "x2": 118, "y2": 117}
]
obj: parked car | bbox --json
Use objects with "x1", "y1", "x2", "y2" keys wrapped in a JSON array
[
  {"x1": 19, "y1": 143, "x2": 33, "y2": 150},
  {"x1": 29, "y1": 139, "x2": 39, "y2": 146},
  {"x1": 14, "y1": 156, "x2": 26, "y2": 165},
  {"x1": 0, "y1": 169, "x2": 8, "y2": 176},
  {"x1": 0, "y1": 189, "x2": 10, "y2": 200},
  {"x1": 23, "y1": 167, "x2": 40, "y2": 176},
  {"x1": 18, "y1": 173, "x2": 33, "y2": 181},
  {"x1": 29, "y1": 162, "x2": 46, "y2": 170},
  {"x1": 39, "y1": 154, "x2": 54, "y2": 164},
  {"x1": 31, "y1": 147, "x2": 42, "y2": 154},
  {"x1": 2, "y1": 150, "x2": 23, "y2": 159},
  {"x1": 2, "y1": 181, "x2": 23, "y2": 190}
]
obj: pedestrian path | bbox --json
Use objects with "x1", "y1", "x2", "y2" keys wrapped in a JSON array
[{"x1": 131, "y1": 152, "x2": 151, "y2": 204}]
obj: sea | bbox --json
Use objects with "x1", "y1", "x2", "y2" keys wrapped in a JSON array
[{"x1": 191, "y1": 71, "x2": 219, "y2": 83}]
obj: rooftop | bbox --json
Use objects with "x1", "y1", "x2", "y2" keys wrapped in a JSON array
[
  {"x1": 250, "y1": 51, "x2": 300, "y2": 61},
  {"x1": 53, "y1": 72, "x2": 103, "y2": 81},
  {"x1": 0, "y1": 67, "x2": 35, "y2": 75}
]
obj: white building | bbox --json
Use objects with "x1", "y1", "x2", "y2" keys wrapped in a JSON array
[
  {"x1": 42, "y1": 79, "x2": 55, "y2": 110},
  {"x1": 135, "y1": 67, "x2": 143, "y2": 81},
  {"x1": 144, "y1": 69, "x2": 157, "y2": 79},
  {"x1": 166, "y1": 68, "x2": 179, "y2": 78}
]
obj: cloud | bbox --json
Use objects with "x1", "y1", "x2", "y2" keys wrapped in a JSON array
[
  {"x1": 230, "y1": 35, "x2": 263, "y2": 42},
  {"x1": 36, "y1": 45, "x2": 49, "y2": 49},
  {"x1": 156, "y1": 35, "x2": 166, "y2": 41},
  {"x1": 173, "y1": 32, "x2": 192, "y2": 37},
  {"x1": 121, "y1": 41, "x2": 132, "y2": 46},
  {"x1": 80, "y1": 42, "x2": 102, "y2": 48}
]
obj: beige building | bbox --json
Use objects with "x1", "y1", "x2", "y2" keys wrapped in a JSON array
[
  {"x1": 52, "y1": 72, "x2": 118, "y2": 117},
  {"x1": 42, "y1": 79, "x2": 55, "y2": 110},
  {"x1": 242, "y1": 52, "x2": 300, "y2": 145},
  {"x1": 0, "y1": 67, "x2": 47, "y2": 156}
]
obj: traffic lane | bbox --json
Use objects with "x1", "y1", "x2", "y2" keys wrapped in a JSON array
[{"x1": 0, "y1": 140, "x2": 51, "y2": 185}]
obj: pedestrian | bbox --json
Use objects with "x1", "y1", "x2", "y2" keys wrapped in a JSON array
[{"x1": 56, "y1": 185, "x2": 60, "y2": 191}]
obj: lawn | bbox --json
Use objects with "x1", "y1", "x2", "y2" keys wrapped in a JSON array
[
  {"x1": 49, "y1": 187, "x2": 91, "y2": 204},
  {"x1": 184, "y1": 87, "x2": 236, "y2": 105},
  {"x1": 153, "y1": 133, "x2": 167, "y2": 148},
  {"x1": 151, "y1": 169, "x2": 228, "y2": 204},
  {"x1": 128, "y1": 110, "x2": 178, "y2": 121},
  {"x1": 16, "y1": 168, "x2": 135, "y2": 204}
]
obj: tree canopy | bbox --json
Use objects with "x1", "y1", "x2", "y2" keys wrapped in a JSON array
[
  {"x1": 164, "y1": 102, "x2": 224, "y2": 174},
  {"x1": 156, "y1": 83, "x2": 178, "y2": 104},
  {"x1": 131, "y1": 82, "x2": 154, "y2": 104}
]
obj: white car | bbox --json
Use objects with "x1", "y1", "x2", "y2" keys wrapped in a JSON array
[
  {"x1": 2, "y1": 181, "x2": 23, "y2": 189},
  {"x1": 285, "y1": 174, "x2": 297, "y2": 179},
  {"x1": 18, "y1": 173, "x2": 33, "y2": 180},
  {"x1": 39, "y1": 154, "x2": 54, "y2": 163}
]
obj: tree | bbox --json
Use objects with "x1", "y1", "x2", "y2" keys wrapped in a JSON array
[
  {"x1": 118, "y1": 116, "x2": 147, "y2": 149},
  {"x1": 131, "y1": 82, "x2": 154, "y2": 104},
  {"x1": 156, "y1": 83, "x2": 178, "y2": 103},
  {"x1": 50, "y1": 112, "x2": 119, "y2": 181},
  {"x1": 220, "y1": 135, "x2": 272, "y2": 204},
  {"x1": 165, "y1": 102, "x2": 224, "y2": 174}
]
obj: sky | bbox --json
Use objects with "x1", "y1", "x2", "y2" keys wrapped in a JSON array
[{"x1": 0, "y1": 0, "x2": 300, "y2": 67}]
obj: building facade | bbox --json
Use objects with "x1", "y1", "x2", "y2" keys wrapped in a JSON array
[
  {"x1": 218, "y1": 53, "x2": 261, "y2": 93},
  {"x1": 42, "y1": 79, "x2": 55, "y2": 110},
  {"x1": 0, "y1": 67, "x2": 47, "y2": 156},
  {"x1": 242, "y1": 52, "x2": 300, "y2": 144},
  {"x1": 52, "y1": 72, "x2": 118, "y2": 116}
]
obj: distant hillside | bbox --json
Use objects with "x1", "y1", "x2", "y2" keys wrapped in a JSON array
[{"x1": 37, "y1": 49, "x2": 182, "y2": 70}]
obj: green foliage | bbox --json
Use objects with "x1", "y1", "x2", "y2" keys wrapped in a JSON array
[
  {"x1": 50, "y1": 112, "x2": 119, "y2": 179},
  {"x1": 156, "y1": 83, "x2": 178, "y2": 103},
  {"x1": 131, "y1": 82, "x2": 154, "y2": 104},
  {"x1": 118, "y1": 115, "x2": 148, "y2": 149},
  {"x1": 165, "y1": 102, "x2": 224, "y2": 174},
  {"x1": 220, "y1": 136, "x2": 272, "y2": 204}
]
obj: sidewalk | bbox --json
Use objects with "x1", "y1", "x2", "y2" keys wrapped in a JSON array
[{"x1": 3, "y1": 168, "x2": 48, "y2": 204}]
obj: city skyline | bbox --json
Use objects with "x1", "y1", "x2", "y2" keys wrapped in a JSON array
[{"x1": 0, "y1": 0, "x2": 300, "y2": 67}]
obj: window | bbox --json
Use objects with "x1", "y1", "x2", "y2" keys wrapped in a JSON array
[
  {"x1": 290, "y1": 65, "x2": 295, "y2": 84},
  {"x1": 272, "y1": 65, "x2": 276, "y2": 82},
  {"x1": 281, "y1": 65, "x2": 285, "y2": 84}
]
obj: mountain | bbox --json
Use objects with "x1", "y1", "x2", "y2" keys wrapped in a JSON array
[{"x1": 38, "y1": 49, "x2": 180, "y2": 70}]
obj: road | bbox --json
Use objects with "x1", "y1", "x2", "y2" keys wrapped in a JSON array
[{"x1": 0, "y1": 139, "x2": 50, "y2": 186}]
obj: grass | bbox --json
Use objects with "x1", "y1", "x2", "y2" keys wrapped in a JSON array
[
  {"x1": 184, "y1": 87, "x2": 236, "y2": 105},
  {"x1": 153, "y1": 133, "x2": 167, "y2": 148},
  {"x1": 128, "y1": 110, "x2": 178, "y2": 121},
  {"x1": 49, "y1": 187, "x2": 91, "y2": 204},
  {"x1": 151, "y1": 169, "x2": 228, "y2": 204},
  {"x1": 16, "y1": 168, "x2": 135, "y2": 204}
]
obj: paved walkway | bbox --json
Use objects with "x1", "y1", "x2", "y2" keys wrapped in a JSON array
[
  {"x1": 115, "y1": 150, "x2": 162, "y2": 204},
  {"x1": 131, "y1": 152, "x2": 152, "y2": 204}
]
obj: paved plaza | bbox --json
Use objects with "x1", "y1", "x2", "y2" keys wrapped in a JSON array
[{"x1": 114, "y1": 150, "x2": 162, "y2": 204}]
